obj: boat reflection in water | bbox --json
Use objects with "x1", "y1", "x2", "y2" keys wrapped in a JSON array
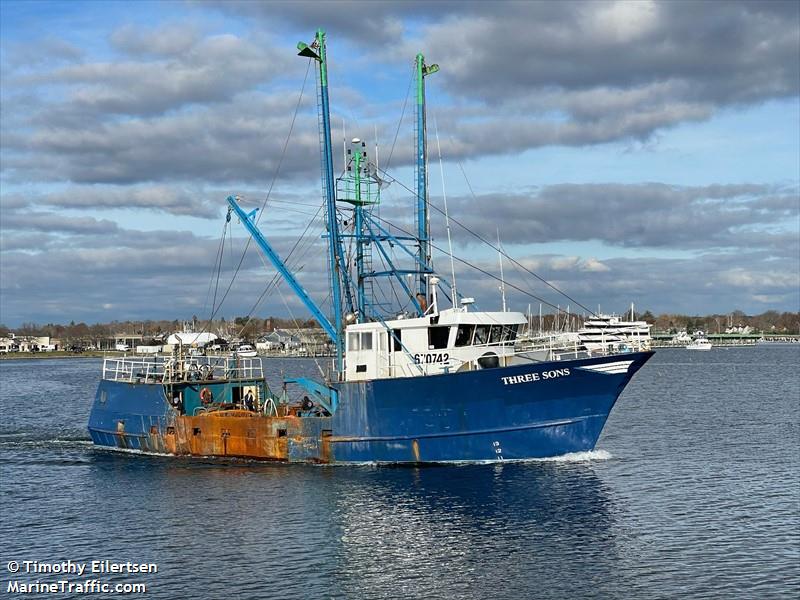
[
  {"x1": 330, "y1": 460, "x2": 622, "y2": 598},
  {"x1": 84, "y1": 450, "x2": 622, "y2": 599}
]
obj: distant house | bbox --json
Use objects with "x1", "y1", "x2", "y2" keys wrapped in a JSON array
[
  {"x1": 255, "y1": 340, "x2": 281, "y2": 352},
  {"x1": 0, "y1": 336, "x2": 17, "y2": 353},
  {"x1": 12, "y1": 335, "x2": 56, "y2": 352},
  {"x1": 293, "y1": 328, "x2": 333, "y2": 354},
  {"x1": 726, "y1": 325, "x2": 753, "y2": 334},
  {"x1": 261, "y1": 329, "x2": 301, "y2": 349}
]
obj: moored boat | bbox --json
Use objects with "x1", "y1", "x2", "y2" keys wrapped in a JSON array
[
  {"x1": 87, "y1": 29, "x2": 653, "y2": 463},
  {"x1": 686, "y1": 337, "x2": 712, "y2": 350},
  {"x1": 235, "y1": 344, "x2": 258, "y2": 358}
]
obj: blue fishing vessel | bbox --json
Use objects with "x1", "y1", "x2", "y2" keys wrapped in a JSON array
[{"x1": 88, "y1": 30, "x2": 653, "y2": 463}]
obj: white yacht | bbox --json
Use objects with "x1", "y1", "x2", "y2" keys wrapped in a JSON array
[
  {"x1": 235, "y1": 344, "x2": 258, "y2": 358},
  {"x1": 673, "y1": 331, "x2": 692, "y2": 344},
  {"x1": 686, "y1": 337, "x2": 712, "y2": 351},
  {"x1": 577, "y1": 314, "x2": 652, "y2": 353}
]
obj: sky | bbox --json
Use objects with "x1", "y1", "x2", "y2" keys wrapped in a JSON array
[{"x1": 1, "y1": 0, "x2": 798, "y2": 328}]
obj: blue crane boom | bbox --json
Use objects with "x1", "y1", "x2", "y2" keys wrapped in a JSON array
[{"x1": 226, "y1": 195, "x2": 337, "y2": 344}]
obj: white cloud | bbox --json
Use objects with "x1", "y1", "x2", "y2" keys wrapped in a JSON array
[
  {"x1": 0, "y1": 1, "x2": 797, "y2": 324},
  {"x1": 580, "y1": 258, "x2": 611, "y2": 273}
]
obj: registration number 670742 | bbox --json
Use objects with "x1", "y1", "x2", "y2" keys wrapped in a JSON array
[{"x1": 413, "y1": 353, "x2": 449, "y2": 364}]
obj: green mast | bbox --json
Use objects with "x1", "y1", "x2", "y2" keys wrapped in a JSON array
[{"x1": 415, "y1": 53, "x2": 439, "y2": 303}]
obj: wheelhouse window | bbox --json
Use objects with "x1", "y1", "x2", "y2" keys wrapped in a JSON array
[
  {"x1": 454, "y1": 325, "x2": 474, "y2": 347},
  {"x1": 497, "y1": 324, "x2": 520, "y2": 343},
  {"x1": 360, "y1": 332, "x2": 373, "y2": 350},
  {"x1": 474, "y1": 325, "x2": 490, "y2": 346},
  {"x1": 348, "y1": 332, "x2": 359, "y2": 351},
  {"x1": 507, "y1": 324, "x2": 519, "y2": 342},
  {"x1": 488, "y1": 325, "x2": 502, "y2": 344},
  {"x1": 428, "y1": 326, "x2": 450, "y2": 350}
]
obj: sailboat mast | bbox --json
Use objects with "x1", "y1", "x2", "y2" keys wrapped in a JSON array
[
  {"x1": 415, "y1": 53, "x2": 439, "y2": 301},
  {"x1": 497, "y1": 228, "x2": 507, "y2": 312}
]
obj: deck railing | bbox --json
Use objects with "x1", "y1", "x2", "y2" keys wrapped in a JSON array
[{"x1": 102, "y1": 355, "x2": 264, "y2": 383}]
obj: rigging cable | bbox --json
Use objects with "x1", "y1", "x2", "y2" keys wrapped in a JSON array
[
  {"x1": 374, "y1": 164, "x2": 598, "y2": 318},
  {"x1": 383, "y1": 65, "x2": 415, "y2": 171},
  {"x1": 370, "y1": 213, "x2": 572, "y2": 316},
  {"x1": 212, "y1": 223, "x2": 228, "y2": 315},
  {"x1": 201, "y1": 58, "x2": 313, "y2": 329},
  {"x1": 433, "y1": 115, "x2": 458, "y2": 308},
  {"x1": 234, "y1": 202, "x2": 325, "y2": 339},
  {"x1": 201, "y1": 217, "x2": 230, "y2": 318}
]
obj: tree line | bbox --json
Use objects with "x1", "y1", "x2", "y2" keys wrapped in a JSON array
[
  {"x1": 0, "y1": 315, "x2": 318, "y2": 344},
  {"x1": 1, "y1": 309, "x2": 798, "y2": 342},
  {"x1": 638, "y1": 310, "x2": 799, "y2": 335}
]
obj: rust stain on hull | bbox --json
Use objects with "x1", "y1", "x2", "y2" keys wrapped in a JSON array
[
  {"x1": 412, "y1": 439, "x2": 420, "y2": 462},
  {"x1": 157, "y1": 411, "x2": 295, "y2": 461}
]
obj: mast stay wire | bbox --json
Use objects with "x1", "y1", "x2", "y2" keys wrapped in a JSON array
[
  {"x1": 384, "y1": 65, "x2": 415, "y2": 172},
  {"x1": 432, "y1": 115, "x2": 458, "y2": 309},
  {"x1": 234, "y1": 203, "x2": 326, "y2": 339},
  {"x1": 202, "y1": 217, "x2": 230, "y2": 318},
  {"x1": 277, "y1": 286, "x2": 327, "y2": 379},
  {"x1": 374, "y1": 160, "x2": 598, "y2": 319},
  {"x1": 200, "y1": 58, "x2": 314, "y2": 332},
  {"x1": 425, "y1": 100, "x2": 598, "y2": 318},
  {"x1": 370, "y1": 213, "x2": 573, "y2": 316}
]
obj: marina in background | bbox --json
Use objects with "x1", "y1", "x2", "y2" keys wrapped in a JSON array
[{"x1": 2, "y1": 311, "x2": 797, "y2": 358}]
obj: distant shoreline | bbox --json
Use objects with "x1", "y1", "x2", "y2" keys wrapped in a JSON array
[
  {"x1": 0, "y1": 351, "x2": 328, "y2": 361},
  {"x1": 0, "y1": 351, "x2": 108, "y2": 361}
]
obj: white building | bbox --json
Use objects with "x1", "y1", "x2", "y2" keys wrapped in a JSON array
[{"x1": 166, "y1": 332, "x2": 218, "y2": 346}]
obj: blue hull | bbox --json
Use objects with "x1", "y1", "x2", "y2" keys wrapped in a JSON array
[
  {"x1": 88, "y1": 352, "x2": 652, "y2": 463},
  {"x1": 329, "y1": 352, "x2": 651, "y2": 462}
]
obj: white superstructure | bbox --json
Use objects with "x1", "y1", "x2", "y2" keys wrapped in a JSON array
[{"x1": 345, "y1": 305, "x2": 526, "y2": 381}]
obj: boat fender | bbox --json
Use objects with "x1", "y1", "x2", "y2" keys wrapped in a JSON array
[{"x1": 200, "y1": 387, "x2": 213, "y2": 405}]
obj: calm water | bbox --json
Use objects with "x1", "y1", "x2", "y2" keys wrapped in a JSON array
[{"x1": 1, "y1": 347, "x2": 798, "y2": 599}]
